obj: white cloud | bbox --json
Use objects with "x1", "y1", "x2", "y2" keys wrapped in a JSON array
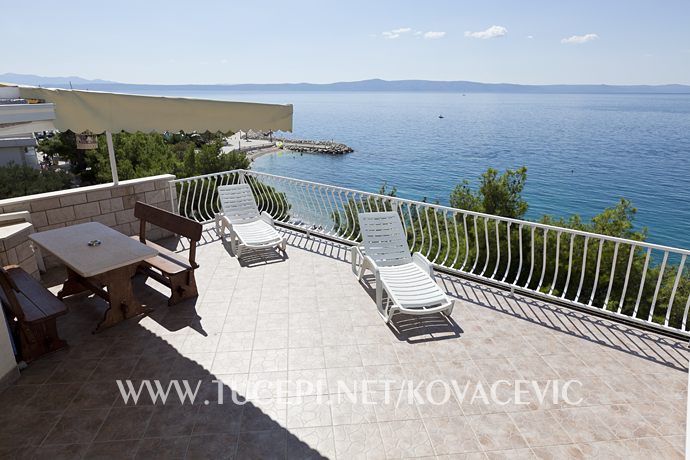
[
  {"x1": 527, "y1": 35, "x2": 534, "y2": 39},
  {"x1": 382, "y1": 27, "x2": 412, "y2": 39},
  {"x1": 464, "y1": 25, "x2": 507, "y2": 39},
  {"x1": 561, "y1": 33, "x2": 598, "y2": 44},
  {"x1": 413, "y1": 31, "x2": 422, "y2": 36},
  {"x1": 423, "y1": 31, "x2": 446, "y2": 40}
]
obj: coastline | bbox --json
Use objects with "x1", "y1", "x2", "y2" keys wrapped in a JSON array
[{"x1": 246, "y1": 146, "x2": 281, "y2": 161}]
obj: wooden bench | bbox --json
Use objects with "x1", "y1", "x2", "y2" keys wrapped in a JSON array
[
  {"x1": 0, "y1": 265, "x2": 67, "y2": 362},
  {"x1": 132, "y1": 202, "x2": 203, "y2": 306}
]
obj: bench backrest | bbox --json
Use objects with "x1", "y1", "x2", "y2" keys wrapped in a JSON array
[
  {"x1": 134, "y1": 202, "x2": 203, "y2": 266},
  {"x1": 0, "y1": 266, "x2": 24, "y2": 321}
]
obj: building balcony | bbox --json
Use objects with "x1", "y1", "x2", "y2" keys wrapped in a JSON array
[{"x1": 0, "y1": 171, "x2": 687, "y2": 458}]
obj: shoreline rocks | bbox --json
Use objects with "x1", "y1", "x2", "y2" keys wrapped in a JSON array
[
  {"x1": 246, "y1": 131, "x2": 353, "y2": 155},
  {"x1": 278, "y1": 138, "x2": 354, "y2": 155}
]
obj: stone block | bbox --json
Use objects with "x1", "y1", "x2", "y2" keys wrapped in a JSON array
[
  {"x1": 1, "y1": 203, "x2": 29, "y2": 213},
  {"x1": 46, "y1": 207, "x2": 75, "y2": 225},
  {"x1": 14, "y1": 241, "x2": 34, "y2": 263},
  {"x1": 30, "y1": 197, "x2": 61, "y2": 212},
  {"x1": 112, "y1": 224, "x2": 130, "y2": 235},
  {"x1": 157, "y1": 199, "x2": 173, "y2": 212},
  {"x1": 87, "y1": 189, "x2": 112, "y2": 202},
  {"x1": 59, "y1": 194, "x2": 87, "y2": 207},
  {"x1": 4, "y1": 227, "x2": 32, "y2": 250},
  {"x1": 42, "y1": 223, "x2": 66, "y2": 231},
  {"x1": 115, "y1": 209, "x2": 135, "y2": 225},
  {"x1": 133, "y1": 181, "x2": 155, "y2": 194},
  {"x1": 92, "y1": 212, "x2": 117, "y2": 227},
  {"x1": 122, "y1": 194, "x2": 141, "y2": 210},
  {"x1": 74, "y1": 202, "x2": 101, "y2": 219},
  {"x1": 18, "y1": 257, "x2": 38, "y2": 279},
  {"x1": 5, "y1": 247, "x2": 18, "y2": 265},
  {"x1": 145, "y1": 189, "x2": 166, "y2": 204},
  {"x1": 156, "y1": 180, "x2": 173, "y2": 190},
  {"x1": 31, "y1": 211, "x2": 48, "y2": 229},
  {"x1": 99, "y1": 197, "x2": 124, "y2": 214},
  {"x1": 112, "y1": 186, "x2": 134, "y2": 197}
]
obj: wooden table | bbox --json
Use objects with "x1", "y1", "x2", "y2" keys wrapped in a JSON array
[{"x1": 30, "y1": 222, "x2": 158, "y2": 332}]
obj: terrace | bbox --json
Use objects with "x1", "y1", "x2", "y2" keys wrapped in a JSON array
[{"x1": 0, "y1": 170, "x2": 687, "y2": 459}]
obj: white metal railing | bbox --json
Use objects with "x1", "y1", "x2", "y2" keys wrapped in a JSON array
[{"x1": 170, "y1": 170, "x2": 690, "y2": 337}]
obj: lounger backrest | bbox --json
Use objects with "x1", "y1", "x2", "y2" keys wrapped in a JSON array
[
  {"x1": 358, "y1": 211, "x2": 412, "y2": 267},
  {"x1": 218, "y1": 184, "x2": 261, "y2": 225}
]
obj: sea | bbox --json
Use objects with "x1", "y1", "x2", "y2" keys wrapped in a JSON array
[{"x1": 135, "y1": 90, "x2": 690, "y2": 250}]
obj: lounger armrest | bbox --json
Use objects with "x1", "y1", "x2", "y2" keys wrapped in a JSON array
[
  {"x1": 259, "y1": 211, "x2": 276, "y2": 228},
  {"x1": 350, "y1": 244, "x2": 363, "y2": 275},
  {"x1": 412, "y1": 252, "x2": 434, "y2": 277}
]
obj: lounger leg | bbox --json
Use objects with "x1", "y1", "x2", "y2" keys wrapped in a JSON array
[
  {"x1": 358, "y1": 259, "x2": 369, "y2": 281},
  {"x1": 375, "y1": 276, "x2": 389, "y2": 322},
  {"x1": 350, "y1": 247, "x2": 358, "y2": 275},
  {"x1": 230, "y1": 233, "x2": 239, "y2": 256}
]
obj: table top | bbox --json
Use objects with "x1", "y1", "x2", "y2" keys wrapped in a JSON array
[{"x1": 29, "y1": 222, "x2": 157, "y2": 278}]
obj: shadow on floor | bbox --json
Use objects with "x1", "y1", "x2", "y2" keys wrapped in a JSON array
[
  {"x1": 440, "y1": 274, "x2": 689, "y2": 372},
  {"x1": 0, "y1": 294, "x2": 328, "y2": 459}
]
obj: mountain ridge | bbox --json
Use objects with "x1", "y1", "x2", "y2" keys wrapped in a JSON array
[{"x1": 2, "y1": 74, "x2": 689, "y2": 94}]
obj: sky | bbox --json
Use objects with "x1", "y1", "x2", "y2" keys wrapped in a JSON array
[{"x1": 3, "y1": 0, "x2": 690, "y2": 85}]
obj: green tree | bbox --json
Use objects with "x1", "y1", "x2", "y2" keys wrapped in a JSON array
[
  {"x1": 181, "y1": 141, "x2": 249, "y2": 177},
  {"x1": 0, "y1": 163, "x2": 74, "y2": 199},
  {"x1": 450, "y1": 166, "x2": 528, "y2": 218}
]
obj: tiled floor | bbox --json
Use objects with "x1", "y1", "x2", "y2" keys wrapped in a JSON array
[{"x1": 0, "y1": 228, "x2": 687, "y2": 459}]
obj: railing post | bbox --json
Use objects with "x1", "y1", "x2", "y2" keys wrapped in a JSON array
[{"x1": 168, "y1": 180, "x2": 177, "y2": 214}]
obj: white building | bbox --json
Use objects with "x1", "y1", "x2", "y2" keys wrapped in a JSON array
[{"x1": 0, "y1": 85, "x2": 56, "y2": 168}]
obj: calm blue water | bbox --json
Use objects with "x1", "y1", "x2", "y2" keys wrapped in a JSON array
[{"x1": 138, "y1": 90, "x2": 690, "y2": 249}]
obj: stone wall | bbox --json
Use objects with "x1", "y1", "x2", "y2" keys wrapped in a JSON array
[
  {"x1": 0, "y1": 174, "x2": 177, "y2": 269},
  {"x1": 0, "y1": 222, "x2": 40, "y2": 278}
]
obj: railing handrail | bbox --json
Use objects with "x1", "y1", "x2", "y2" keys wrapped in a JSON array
[{"x1": 176, "y1": 168, "x2": 690, "y2": 256}]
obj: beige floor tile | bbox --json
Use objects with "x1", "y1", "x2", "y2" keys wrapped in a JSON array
[
  {"x1": 250, "y1": 349, "x2": 289, "y2": 373},
  {"x1": 332, "y1": 423, "x2": 386, "y2": 459},
  {"x1": 424, "y1": 415, "x2": 482, "y2": 455},
  {"x1": 286, "y1": 395, "x2": 332, "y2": 428},
  {"x1": 510, "y1": 410, "x2": 572, "y2": 447},
  {"x1": 468, "y1": 412, "x2": 529, "y2": 451},
  {"x1": 379, "y1": 419, "x2": 435, "y2": 458},
  {"x1": 211, "y1": 351, "x2": 252, "y2": 374}
]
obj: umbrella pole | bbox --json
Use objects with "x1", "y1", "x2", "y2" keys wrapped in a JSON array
[{"x1": 105, "y1": 131, "x2": 119, "y2": 185}]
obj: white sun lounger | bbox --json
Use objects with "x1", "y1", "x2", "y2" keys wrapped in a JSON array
[
  {"x1": 215, "y1": 184, "x2": 286, "y2": 258},
  {"x1": 352, "y1": 211, "x2": 454, "y2": 323}
]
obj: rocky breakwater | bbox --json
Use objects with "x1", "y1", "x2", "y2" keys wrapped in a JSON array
[{"x1": 277, "y1": 138, "x2": 354, "y2": 155}]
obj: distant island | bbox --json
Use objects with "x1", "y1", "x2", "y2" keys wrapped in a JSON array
[{"x1": 2, "y1": 73, "x2": 690, "y2": 94}]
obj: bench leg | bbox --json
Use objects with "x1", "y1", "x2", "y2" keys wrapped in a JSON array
[
  {"x1": 167, "y1": 270, "x2": 199, "y2": 306},
  {"x1": 19, "y1": 319, "x2": 67, "y2": 362}
]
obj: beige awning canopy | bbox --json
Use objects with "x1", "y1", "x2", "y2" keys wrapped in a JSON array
[{"x1": 16, "y1": 85, "x2": 293, "y2": 133}]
